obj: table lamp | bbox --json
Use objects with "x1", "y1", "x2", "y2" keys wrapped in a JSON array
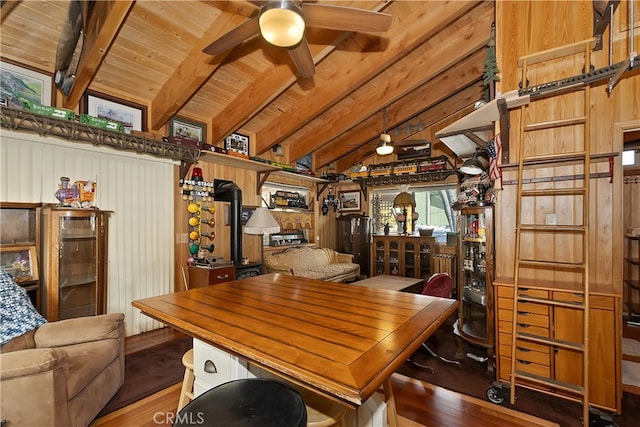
[{"x1": 244, "y1": 207, "x2": 280, "y2": 261}]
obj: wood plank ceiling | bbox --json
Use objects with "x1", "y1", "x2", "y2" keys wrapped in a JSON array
[{"x1": 0, "y1": 1, "x2": 493, "y2": 173}]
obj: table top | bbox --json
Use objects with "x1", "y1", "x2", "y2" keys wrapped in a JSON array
[
  {"x1": 354, "y1": 275, "x2": 424, "y2": 292},
  {"x1": 132, "y1": 273, "x2": 457, "y2": 407}
]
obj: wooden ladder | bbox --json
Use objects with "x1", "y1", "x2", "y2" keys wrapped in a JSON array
[{"x1": 509, "y1": 39, "x2": 593, "y2": 424}]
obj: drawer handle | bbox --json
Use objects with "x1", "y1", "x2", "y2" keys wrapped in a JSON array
[
  {"x1": 517, "y1": 323, "x2": 529, "y2": 328},
  {"x1": 216, "y1": 274, "x2": 229, "y2": 279},
  {"x1": 517, "y1": 359, "x2": 531, "y2": 365},
  {"x1": 517, "y1": 311, "x2": 529, "y2": 316},
  {"x1": 204, "y1": 360, "x2": 218, "y2": 373},
  {"x1": 516, "y1": 347, "x2": 530, "y2": 352}
]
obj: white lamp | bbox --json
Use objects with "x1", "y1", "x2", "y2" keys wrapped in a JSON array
[
  {"x1": 259, "y1": 1, "x2": 305, "y2": 48},
  {"x1": 244, "y1": 207, "x2": 280, "y2": 262},
  {"x1": 244, "y1": 207, "x2": 280, "y2": 235}
]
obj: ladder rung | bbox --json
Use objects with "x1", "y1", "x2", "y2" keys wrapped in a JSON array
[
  {"x1": 520, "y1": 224, "x2": 586, "y2": 232},
  {"x1": 514, "y1": 370, "x2": 584, "y2": 395},
  {"x1": 518, "y1": 259, "x2": 585, "y2": 269},
  {"x1": 524, "y1": 117, "x2": 586, "y2": 131},
  {"x1": 521, "y1": 188, "x2": 586, "y2": 197},
  {"x1": 520, "y1": 151, "x2": 587, "y2": 163},
  {"x1": 516, "y1": 332, "x2": 584, "y2": 350},
  {"x1": 517, "y1": 294, "x2": 585, "y2": 309}
]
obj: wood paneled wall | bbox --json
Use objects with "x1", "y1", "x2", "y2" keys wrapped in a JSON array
[{"x1": 494, "y1": 0, "x2": 640, "y2": 294}]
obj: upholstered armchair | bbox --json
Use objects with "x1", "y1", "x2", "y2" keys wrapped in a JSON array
[{"x1": 0, "y1": 313, "x2": 125, "y2": 427}]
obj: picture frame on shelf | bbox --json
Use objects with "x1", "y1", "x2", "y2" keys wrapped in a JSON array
[
  {"x1": 82, "y1": 90, "x2": 146, "y2": 133},
  {"x1": 0, "y1": 60, "x2": 53, "y2": 108},
  {"x1": 0, "y1": 245, "x2": 38, "y2": 283},
  {"x1": 169, "y1": 116, "x2": 207, "y2": 143},
  {"x1": 225, "y1": 132, "x2": 250, "y2": 157},
  {"x1": 339, "y1": 190, "x2": 361, "y2": 212},
  {"x1": 225, "y1": 205, "x2": 259, "y2": 226}
]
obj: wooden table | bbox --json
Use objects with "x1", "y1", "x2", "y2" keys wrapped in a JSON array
[
  {"x1": 354, "y1": 274, "x2": 424, "y2": 292},
  {"x1": 132, "y1": 273, "x2": 457, "y2": 421}
]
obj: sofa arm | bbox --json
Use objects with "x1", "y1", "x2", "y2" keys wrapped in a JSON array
[
  {"x1": 336, "y1": 252, "x2": 354, "y2": 263},
  {"x1": 0, "y1": 347, "x2": 67, "y2": 380},
  {"x1": 268, "y1": 266, "x2": 294, "y2": 275},
  {"x1": 34, "y1": 313, "x2": 125, "y2": 348}
]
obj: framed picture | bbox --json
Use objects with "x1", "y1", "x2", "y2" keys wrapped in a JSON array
[
  {"x1": 0, "y1": 60, "x2": 52, "y2": 108},
  {"x1": 225, "y1": 132, "x2": 250, "y2": 157},
  {"x1": 0, "y1": 245, "x2": 38, "y2": 283},
  {"x1": 225, "y1": 205, "x2": 258, "y2": 225},
  {"x1": 82, "y1": 90, "x2": 146, "y2": 133},
  {"x1": 169, "y1": 116, "x2": 207, "y2": 143},
  {"x1": 339, "y1": 190, "x2": 361, "y2": 212}
]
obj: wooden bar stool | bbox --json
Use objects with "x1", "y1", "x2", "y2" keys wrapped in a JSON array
[
  {"x1": 177, "y1": 349, "x2": 194, "y2": 412},
  {"x1": 296, "y1": 387, "x2": 347, "y2": 427},
  {"x1": 174, "y1": 378, "x2": 307, "y2": 427}
]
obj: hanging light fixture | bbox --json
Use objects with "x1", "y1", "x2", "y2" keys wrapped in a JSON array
[
  {"x1": 376, "y1": 108, "x2": 394, "y2": 156},
  {"x1": 460, "y1": 147, "x2": 490, "y2": 175},
  {"x1": 259, "y1": 1, "x2": 306, "y2": 48}
]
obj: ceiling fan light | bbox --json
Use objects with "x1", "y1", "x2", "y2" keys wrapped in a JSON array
[
  {"x1": 259, "y1": 2, "x2": 305, "y2": 48},
  {"x1": 376, "y1": 142, "x2": 393, "y2": 156}
]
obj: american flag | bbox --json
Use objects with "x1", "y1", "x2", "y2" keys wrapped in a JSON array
[{"x1": 486, "y1": 133, "x2": 502, "y2": 182}]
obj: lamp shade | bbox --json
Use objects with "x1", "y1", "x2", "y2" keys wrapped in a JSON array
[
  {"x1": 459, "y1": 157, "x2": 489, "y2": 175},
  {"x1": 244, "y1": 207, "x2": 281, "y2": 235},
  {"x1": 393, "y1": 192, "x2": 414, "y2": 207},
  {"x1": 259, "y1": 1, "x2": 305, "y2": 47},
  {"x1": 376, "y1": 142, "x2": 393, "y2": 156}
]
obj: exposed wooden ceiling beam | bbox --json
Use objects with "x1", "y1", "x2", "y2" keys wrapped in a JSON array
[
  {"x1": 63, "y1": 0, "x2": 134, "y2": 109},
  {"x1": 288, "y1": 1, "x2": 493, "y2": 164},
  {"x1": 0, "y1": 0, "x2": 21, "y2": 24},
  {"x1": 209, "y1": 1, "x2": 394, "y2": 146},
  {"x1": 314, "y1": 48, "x2": 486, "y2": 168},
  {"x1": 335, "y1": 85, "x2": 482, "y2": 172},
  {"x1": 150, "y1": 2, "x2": 259, "y2": 129},
  {"x1": 255, "y1": 0, "x2": 479, "y2": 156}
]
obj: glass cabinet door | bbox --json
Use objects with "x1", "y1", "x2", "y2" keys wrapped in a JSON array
[
  {"x1": 404, "y1": 241, "x2": 416, "y2": 277},
  {"x1": 58, "y1": 215, "x2": 98, "y2": 319},
  {"x1": 458, "y1": 208, "x2": 491, "y2": 342},
  {"x1": 374, "y1": 239, "x2": 386, "y2": 275},
  {"x1": 389, "y1": 240, "x2": 399, "y2": 275}
]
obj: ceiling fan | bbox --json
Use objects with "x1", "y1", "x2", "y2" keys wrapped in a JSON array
[
  {"x1": 202, "y1": 0, "x2": 392, "y2": 78},
  {"x1": 377, "y1": 108, "x2": 434, "y2": 156}
]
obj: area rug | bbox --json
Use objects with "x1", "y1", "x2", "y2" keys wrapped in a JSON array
[
  {"x1": 396, "y1": 313, "x2": 640, "y2": 427},
  {"x1": 95, "y1": 335, "x2": 192, "y2": 418}
]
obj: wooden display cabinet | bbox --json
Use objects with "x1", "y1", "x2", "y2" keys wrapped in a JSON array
[
  {"x1": 371, "y1": 235, "x2": 435, "y2": 280},
  {"x1": 453, "y1": 206, "x2": 495, "y2": 374},
  {"x1": 41, "y1": 206, "x2": 111, "y2": 321},
  {"x1": 0, "y1": 202, "x2": 42, "y2": 312}
]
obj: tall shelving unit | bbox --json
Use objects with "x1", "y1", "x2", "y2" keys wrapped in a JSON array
[{"x1": 453, "y1": 205, "x2": 495, "y2": 374}]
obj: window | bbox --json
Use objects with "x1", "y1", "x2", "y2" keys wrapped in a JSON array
[
  {"x1": 623, "y1": 149, "x2": 638, "y2": 167},
  {"x1": 371, "y1": 184, "x2": 457, "y2": 240}
]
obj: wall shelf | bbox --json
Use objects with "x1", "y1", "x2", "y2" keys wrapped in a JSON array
[{"x1": 0, "y1": 107, "x2": 200, "y2": 164}]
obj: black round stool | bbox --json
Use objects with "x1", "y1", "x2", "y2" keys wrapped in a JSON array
[{"x1": 173, "y1": 378, "x2": 307, "y2": 427}]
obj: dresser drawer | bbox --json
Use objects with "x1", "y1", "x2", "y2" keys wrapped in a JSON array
[{"x1": 188, "y1": 265, "x2": 236, "y2": 288}]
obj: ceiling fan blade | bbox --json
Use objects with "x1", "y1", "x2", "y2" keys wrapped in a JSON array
[
  {"x1": 288, "y1": 38, "x2": 315, "y2": 78},
  {"x1": 395, "y1": 139, "x2": 431, "y2": 147},
  {"x1": 302, "y1": 3, "x2": 392, "y2": 33},
  {"x1": 203, "y1": 16, "x2": 260, "y2": 55},
  {"x1": 55, "y1": 0, "x2": 83, "y2": 71}
]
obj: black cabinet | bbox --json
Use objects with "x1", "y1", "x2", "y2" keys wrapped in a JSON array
[{"x1": 337, "y1": 214, "x2": 370, "y2": 277}]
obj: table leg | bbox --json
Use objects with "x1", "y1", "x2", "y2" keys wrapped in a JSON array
[{"x1": 383, "y1": 377, "x2": 398, "y2": 427}]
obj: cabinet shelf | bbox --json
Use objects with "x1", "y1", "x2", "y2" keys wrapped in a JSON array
[{"x1": 455, "y1": 206, "x2": 494, "y2": 374}]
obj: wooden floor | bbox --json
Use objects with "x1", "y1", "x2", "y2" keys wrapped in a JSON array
[{"x1": 91, "y1": 330, "x2": 559, "y2": 427}]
